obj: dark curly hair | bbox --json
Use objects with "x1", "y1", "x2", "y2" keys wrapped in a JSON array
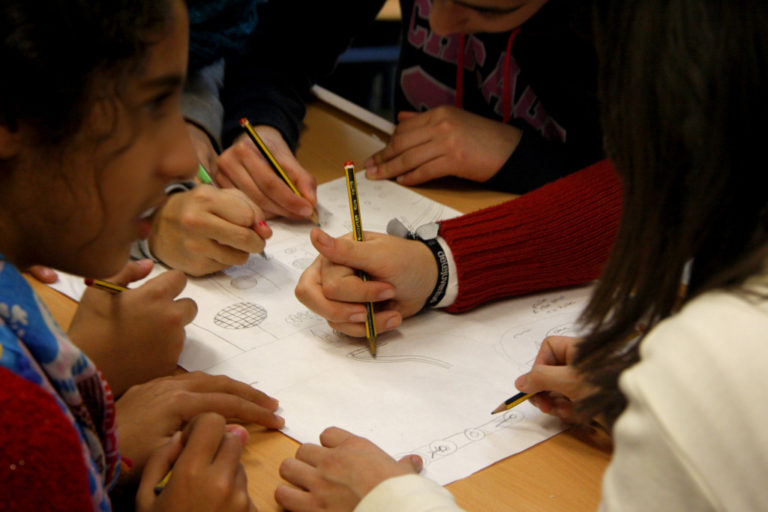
[{"x1": 0, "y1": 0, "x2": 174, "y2": 146}]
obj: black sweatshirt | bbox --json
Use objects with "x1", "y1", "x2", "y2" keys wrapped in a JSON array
[{"x1": 221, "y1": 0, "x2": 602, "y2": 193}]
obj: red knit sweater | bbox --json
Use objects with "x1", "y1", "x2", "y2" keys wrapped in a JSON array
[
  {"x1": 441, "y1": 159, "x2": 622, "y2": 313},
  {"x1": 0, "y1": 367, "x2": 95, "y2": 511}
]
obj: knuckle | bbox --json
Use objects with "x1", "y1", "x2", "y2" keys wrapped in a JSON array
[
  {"x1": 178, "y1": 210, "x2": 205, "y2": 230},
  {"x1": 231, "y1": 250, "x2": 250, "y2": 266},
  {"x1": 322, "y1": 280, "x2": 342, "y2": 299}
]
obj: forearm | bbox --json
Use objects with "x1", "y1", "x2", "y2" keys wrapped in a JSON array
[
  {"x1": 440, "y1": 159, "x2": 622, "y2": 313},
  {"x1": 220, "y1": 0, "x2": 386, "y2": 147},
  {"x1": 182, "y1": 59, "x2": 226, "y2": 152},
  {"x1": 485, "y1": 126, "x2": 604, "y2": 194}
]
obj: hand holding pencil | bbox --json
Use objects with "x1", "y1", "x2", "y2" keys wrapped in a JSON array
[
  {"x1": 505, "y1": 335, "x2": 596, "y2": 424},
  {"x1": 69, "y1": 260, "x2": 196, "y2": 396},
  {"x1": 216, "y1": 122, "x2": 320, "y2": 223}
]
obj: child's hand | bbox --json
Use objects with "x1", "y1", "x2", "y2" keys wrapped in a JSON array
[
  {"x1": 25, "y1": 265, "x2": 59, "y2": 283},
  {"x1": 117, "y1": 371, "x2": 284, "y2": 479},
  {"x1": 68, "y1": 259, "x2": 196, "y2": 395},
  {"x1": 295, "y1": 228, "x2": 438, "y2": 337},
  {"x1": 364, "y1": 106, "x2": 522, "y2": 186},
  {"x1": 216, "y1": 125, "x2": 318, "y2": 221},
  {"x1": 136, "y1": 413, "x2": 255, "y2": 512},
  {"x1": 149, "y1": 186, "x2": 272, "y2": 276},
  {"x1": 275, "y1": 426, "x2": 422, "y2": 512},
  {"x1": 515, "y1": 336, "x2": 597, "y2": 424}
]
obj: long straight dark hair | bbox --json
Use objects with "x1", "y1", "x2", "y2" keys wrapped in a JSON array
[{"x1": 575, "y1": 0, "x2": 768, "y2": 425}]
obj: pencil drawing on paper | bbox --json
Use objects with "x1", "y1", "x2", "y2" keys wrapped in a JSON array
[
  {"x1": 213, "y1": 302, "x2": 267, "y2": 329},
  {"x1": 308, "y1": 325, "x2": 453, "y2": 368},
  {"x1": 346, "y1": 346, "x2": 452, "y2": 369},
  {"x1": 402, "y1": 410, "x2": 525, "y2": 466},
  {"x1": 531, "y1": 294, "x2": 578, "y2": 314},
  {"x1": 285, "y1": 310, "x2": 323, "y2": 328}
]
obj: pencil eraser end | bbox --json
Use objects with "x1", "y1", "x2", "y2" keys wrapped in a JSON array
[
  {"x1": 239, "y1": 117, "x2": 248, "y2": 126},
  {"x1": 84, "y1": 278, "x2": 94, "y2": 287},
  {"x1": 344, "y1": 160, "x2": 355, "y2": 168}
]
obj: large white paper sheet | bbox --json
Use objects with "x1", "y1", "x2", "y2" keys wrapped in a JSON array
[{"x1": 51, "y1": 173, "x2": 590, "y2": 485}]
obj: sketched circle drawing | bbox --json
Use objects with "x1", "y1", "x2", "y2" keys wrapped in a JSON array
[
  {"x1": 428, "y1": 440, "x2": 457, "y2": 460},
  {"x1": 292, "y1": 257, "x2": 315, "y2": 270},
  {"x1": 214, "y1": 302, "x2": 267, "y2": 329},
  {"x1": 464, "y1": 428, "x2": 485, "y2": 441}
]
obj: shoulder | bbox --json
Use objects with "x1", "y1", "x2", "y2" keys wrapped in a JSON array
[
  {"x1": 606, "y1": 282, "x2": 768, "y2": 510},
  {"x1": 0, "y1": 367, "x2": 94, "y2": 511}
]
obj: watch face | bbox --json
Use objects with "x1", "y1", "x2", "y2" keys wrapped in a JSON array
[{"x1": 415, "y1": 222, "x2": 440, "y2": 240}]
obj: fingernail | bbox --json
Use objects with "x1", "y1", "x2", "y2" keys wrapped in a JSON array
[
  {"x1": 314, "y1": 230, "x2": 334, "y2": 249},
  {"x1": 137, "y1": 259, "x2": 154, "y2": 270},
  {"x1": 226, "y1": 424, "x2": 250, "y2": 446},
  {"x1": 411, "y1": 455, "x2": 424, "y2": 472},
  {"x1": 258, "y1": 220, "x2": 268, "y2": 228},
  {"x1": 385, "y1": 317, "x2": 400, "y2": 329},
  {"x1": 515, "y1": 375, "x2": 529, "y2": 390},
  {"x1": 170, "y1": 430, "x2": 182, "y2": 444},
  {"x1": 376, "y1": 288, "x2": 395, "y2": 301},
  {"x1": 300, "y1": 206, "x2": 313, "y2": 217},
  {"x1": 366, "y1": 165, "x2": 378, "y2": 177},
  {"x1": 349, "y1": 312, "x2": 366, "y2": 323},
  {"x1": 364, "y1": 158, "x2": 374, "y2": 168},
  {"x1": 396, "y1": 175, "x2": 405, "y2": 183}
]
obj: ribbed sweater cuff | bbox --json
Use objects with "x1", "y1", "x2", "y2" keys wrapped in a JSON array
[{"x1": 440, "y1": 159, "x2": 622, "y2": 313}]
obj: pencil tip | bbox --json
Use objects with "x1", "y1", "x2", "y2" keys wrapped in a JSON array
[{"x1": 491, "y1": 404, "x2": 505, "y2": 415}]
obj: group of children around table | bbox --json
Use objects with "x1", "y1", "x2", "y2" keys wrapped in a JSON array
[{"x1": 2, "y1": 0, "x2": 767, "y2": 511}]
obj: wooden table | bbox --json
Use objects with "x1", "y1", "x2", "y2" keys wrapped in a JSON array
[
  {"x1": 29, "y1": 99, "x2": 610, "y2": 511},
  {"x1": 377, "y1": 0, "x2": 401, "y2": 21}
]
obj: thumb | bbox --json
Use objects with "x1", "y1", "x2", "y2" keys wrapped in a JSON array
[
  {"x1": 108, "y1": 259, "x2": 154, "y2": 286},
  {"x1": 310, "y1": 228, "x2": 386, "y2": 277},
  {"x1": 516, "y1": 364, "x2": 583, "y2": 401},
  {"x1": 397, "y1": 454, "x2": 423, "y2": 473},
  {"x1": 396, "y1": 111, "x2": 418, "y2": 121}
]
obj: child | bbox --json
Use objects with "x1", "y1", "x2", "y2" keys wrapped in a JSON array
[
  {"x1": 0, "y1": 1, "x2": 281, "y2": 510},
  {"x1": 279, "y1": 0, "x2": 768, "y2": 510},
  {"x1": 213, "y1": 0, "x2": 601, "y2": 219}
]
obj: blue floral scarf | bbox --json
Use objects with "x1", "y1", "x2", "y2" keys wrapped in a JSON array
[{"x1": 0, "y1": 258, "x2": 120, "y2": 511}]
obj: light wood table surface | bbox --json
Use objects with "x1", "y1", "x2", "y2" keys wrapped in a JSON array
[
  {"x1": 377, "y1": 0, "x2": 402, "y2": 21},
  {"x1": 29, "y1": 99, "x2": 610, "y2": 511}
]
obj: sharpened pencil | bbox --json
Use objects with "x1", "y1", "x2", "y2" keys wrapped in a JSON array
[
  {"x1": 491, "y1": 391, "x2": 536, "y2": 414},
  {"x1": 239, "y1": 117, "x2": 319, "y2": 225},
  {"x1": 344, "y1": 161, "x2": 377, "y2": 357}
]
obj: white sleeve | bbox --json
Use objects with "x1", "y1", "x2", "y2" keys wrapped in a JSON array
[
  {"x1": 355, "y1": 475, "x2": 464, "y2": 512},
  {"x1": 600, "y1": 287, "x2": 768, "y2": 511},
  {"x1": 434, "y1": 236, "x2": 458, "y2": 309}
]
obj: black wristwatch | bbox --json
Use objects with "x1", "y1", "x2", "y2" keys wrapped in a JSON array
[{"x1": 387, "y1": 219, "x2": 449, "y2": 309}]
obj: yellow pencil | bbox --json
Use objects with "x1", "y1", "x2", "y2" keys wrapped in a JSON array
[
  {"x1": 239, "y1": 117, "x2": 320, "y2": 225},
  {"x1": 153, "y1": 469, "x2": 172, "y2": 495},
  {"x1": 84, "y1": 278, "x2": 129, "y2": 294},
  {"x1": 344, "y1": 161, "x2": 377, "y2": 357},
  {"x1": 491, "y1": 391, "x2": 536, "y2": 414}
]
